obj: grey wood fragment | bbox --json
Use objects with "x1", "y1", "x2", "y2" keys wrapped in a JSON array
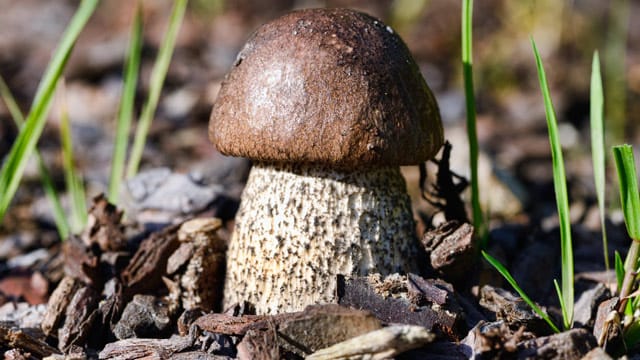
[
  {"x1": 478, "y1": 285, "x2": 549, "y2": 333},
  {"x1": 573, "y1": 283, "x2": 610, "y2": 328},
  {"x1": 517, "y1": 328, "x2": 597, "y2": 359},
  {"x1": 113, "y1": 294, "x2": 172, "y2": 340},
  {"x1": 306, "y1": 325, "x2": 434, "y2": 360}
]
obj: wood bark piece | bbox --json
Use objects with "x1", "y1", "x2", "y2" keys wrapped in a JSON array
[
  {"x1": 421, "y1": 221, "x2": 476, "y2": 284},
  {"x1": 478, "y1": 285, "x2": 549, "y2": 334},
  {"x1": 169, "y1": 218, "x2": 226, "y2": 312},
  {"x1": 461, "y1": 320, "x2": 532, "y2": 358},
  {"x1": 237, "y1": 324, "x2": 279, "y2": 360},
  {"x1": 169, "y1": 351, "x2": 227, "y2": 359},
  {"x1": 337, "y1": 274, "x2": 463, "y2": 340},
  {"x1": 62, "y1": 235, "x2": 101, "y2": 287},
  {"x1": 98, "y1": 334, "x2": 195, "y2": 360},
  {"x1": 82, "y1": 194, "x2": 126, "y2": 252},
  {"x1": 593, "y1": 297, "x2": 624, "y2": 355},
  {"x1": 195, "y1": 304, "x2": 382, "y2": 358},
  {"x1": 121, "y1": 223, "x2": 181, "y2": 295},
  {"x1": 0, "y1": 321, "x2": 60, "y2": 357},
  {"x1": 58, "y1": 286, "x2": 100, "y2": 352},
  {"x1": 517, "y1": 328, "x2": 597, "y2": 359},
  {"x1": 41, "y1": 276, "x2": 79, "y2": 336},
  {"x1": 306, "y1": 325, "x2": 434, "y2": 360},
  {"x1": 193, "y1": 313, "x2": 267, "y2": 336},
  {"x1": 275, "y1": 304, "x2": 382, "y2": 357}
]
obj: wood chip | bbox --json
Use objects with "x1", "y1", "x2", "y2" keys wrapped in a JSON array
[
  {"x1": 337, "y1": 274, "x2": 463, "y2": 340},
  {"x1": 306, "y1": 325, "x2": 434, "y2": 360},
  {"x1": 58, "y1": 285, "x2": 100, "y2": 352},
  {"x1": 421, "y1": 221, "x2": 476, "y2": 284},
  {"x1": 193, "y1": 313, "x2": 267, "y2": 336},
  {"x1": 81, "y1": 194, "x2": 126, "y2": 252},
  {"x1": 517, "y1": 328, "x2": 597, "y2": 359},
  {"x1": 478, "y1": 285, "x2": 549, "y2": 333},
  {"x1": 41, "y1": 276, "x2": 79, "y2": 336},
  {"x1": 63, "y1": 235, "x2": 101, "y2": 287},
  {"x1": 237, "y1": 323, "x2": 279, "y2": 360},
  {"x1": 0, "y1": 321, "x2": 60, "y2": 357},
  {"x1": 98, "y1": 334, "x2": 195, "y2": 360},
  {"x1": 121, "y1": 223, "x2": 181, "y2": 295},
  {"x1": 174, "y1": 218, "x2": 226, "y2": 312}
]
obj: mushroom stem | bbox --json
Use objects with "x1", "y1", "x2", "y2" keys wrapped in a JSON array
[{"x1": 223, "y1": 162, "x2": 425, "y2": 314}]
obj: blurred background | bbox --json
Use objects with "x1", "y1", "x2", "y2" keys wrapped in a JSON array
[{"x1": 0, "y1": 0, "x2": 639, "y2": 235}]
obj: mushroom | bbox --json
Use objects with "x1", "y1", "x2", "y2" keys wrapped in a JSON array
[{"x1": 209, "y1": 8, "x2": 444, "y2": 315}]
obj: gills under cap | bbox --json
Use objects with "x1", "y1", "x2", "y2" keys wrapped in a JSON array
[{"x1": 209, "y1": 8, "x2": 443, "y2": 168}]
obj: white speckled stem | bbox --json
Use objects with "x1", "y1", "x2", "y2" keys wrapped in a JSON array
[{"x1": 223, "y1": 162, "x2": 425, "y2": 314}]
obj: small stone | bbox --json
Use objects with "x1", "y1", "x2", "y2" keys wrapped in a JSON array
[{"x1": 113, "y1": 295, "x2": 172, "y2": 340}]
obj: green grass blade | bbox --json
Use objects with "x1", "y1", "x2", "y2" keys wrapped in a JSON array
[
  {"x1": 553, "y1": 279, "x2": 565, "y2": 315},
  {"x1": 613, "y1": 145, "x2": 640, "y2": 240},
  {"x1": 590, "y1": 51, "x2": 609, "y2": 270},
  {"x1": 615, "y1": 250, "x2": 625, "y2": 292},
  {"x1": 0, "y1": 75, "x2": 70, "y2": 239},
  {"x1": 531, "y1": 38, "x2": 574, "y2": 329},
  {"x1": 482, "y1": 251, "x2": 560, "y2": 333},
  {"x1": 462, "y1": 0, "x2": 486, "y2": 247},
  {"x1": 126, "y1": 0, "x2": 188, "y2": 177},
  {"x1": 58, "y1": 81, "x2": 87, "y2": 233},
  {"x1": 0, "y1": 0, "x2": 99, "y2": 221},
  {"x1": 108, "y1": 2, "x2": 143, "y2": 203}
]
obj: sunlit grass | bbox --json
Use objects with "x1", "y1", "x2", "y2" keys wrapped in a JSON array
[
  {"x1": 461, "y1": 0, "x2": 486, "y2": 248},
  {"x1": 531, "y1": 38, "x2": 574, "y2": 330},
  {"x1": 482, "y1": 251, "x2": 560, "y2": 333},
  {"x1": 0, "y1": 75, "x2": 70, "y2": 239},
  {"x1": 0, "y1": 0, "x2": 99, "y2": 222},
  {"x1": 590, "y1": 51, "x2": 609, "y2": 270},
  {"x1": 108, "y1": 2, "x2": 143, "y2": 203},
  {"x1": 612, "y1": 145, "x2": 640, "y2": 311},
  {"x1": 126, "y1": 0, "x2": 188, "y2": 177},
  {"x1": 57, "y1": 80, "x2": 88, "y2": 233}
]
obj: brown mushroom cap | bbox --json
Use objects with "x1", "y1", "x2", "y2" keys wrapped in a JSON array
[{"x1": 209, "y1": 8, "x2": 443, "y2": 168}]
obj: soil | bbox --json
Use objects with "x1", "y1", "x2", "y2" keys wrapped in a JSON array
[{"x1": 1, "y1": 0, "x2": 639, "y2": 358}]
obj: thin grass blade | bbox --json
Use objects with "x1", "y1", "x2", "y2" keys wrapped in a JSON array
[
  {"x1": 531, "y1": 38, "x2": 574, "y2": 329},
  {"x1": 58, "y1": 80, "x2": 87, "y2": 233},
  {"x1": 590, "y1": 51, "x2": 609, "y2": 270},
  {"x1": 0, "y1": 75, "x2": 70, "y2": 239},
  {"x1": 461, "y1": 0, "x2": 486, "y2": 247},
  {"x1": 613, "y1": 145, "x2": 640, "y2": 240},
  {"x1": 0, "y1": 0, "x2": 99, "y2": 221},
  {"x1": 126, "y1": 0, "x2": 188, "y2": 177},
  {"x1": 612, "y1": 145, "x2": 640, "y2": 312},
  {"x1": 615, "y1": 250, "x2": 625, "y2": 292},
  {"x1": 108, "y1": 2, "x2": 143, "y2": 203},
  {"x1": 482, "y1": 251, "x2": 560, "y2": 333}
]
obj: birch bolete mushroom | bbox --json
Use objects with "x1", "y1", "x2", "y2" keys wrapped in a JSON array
[{"x1": 209, "y1": 8, "x2": 444, "y2": 314}]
